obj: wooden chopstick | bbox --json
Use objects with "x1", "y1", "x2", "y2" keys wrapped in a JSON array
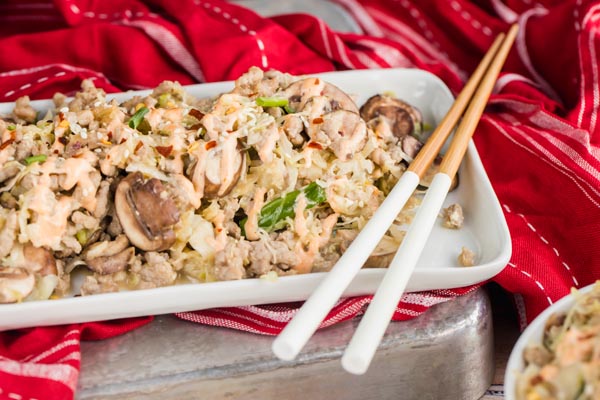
[
  {"x1": 407, "y1": 32, "x2": 505, "y2": 177},
  {"x1": 341, "y1": 24, "x2": 519, "y2": 375},
  {"x1": 271, "y1": 26, "x2": 517, "y2": 364}
]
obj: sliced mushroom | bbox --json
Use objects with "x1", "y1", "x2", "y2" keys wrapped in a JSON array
[
  {"x1": 204, "y1": 142, "x2": 245, "y2": 199},
  {"x1": 401, "y1": 135, "x2": 423, "y2": 160},
  {"x1": 115, "y1": 172, "x2": 180, "y2": 251},
  {"x1": 0, "y1": 267, "x2": 35, "y2": 303},
  {"x1": 284, "y1": 78, "x2": 359, "y2": 114},
  {"x1": 360, "y1": 94, "x2": 422, "y2": 139},
  {"x1": 318, "y1": 110, "x2": 367, "y2": 161},
  {"x1": 23, "y1": 244, "x2": 58, "y2": 276},
  {"x1": 85, "y1": 243, "x2": 134, "y2": 275}
]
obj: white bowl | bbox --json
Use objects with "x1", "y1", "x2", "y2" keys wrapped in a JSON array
[{"x1": 504, "y1": 282, "x2": 597, "y2": 399}]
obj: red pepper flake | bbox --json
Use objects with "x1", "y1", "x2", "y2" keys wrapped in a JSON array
[
  {"x1": 58, "y1": 112, "x2": 65, "y2": 121},
  {"x1": 205, "y1": 140, "x2": 217, "y2": 150},
  {"x1": 120, "y1": 138, "x2": 127, "y2": 144},
  {"x1": 107, "y1": 131, "x2": 113, "y2": 140},
  {"x1": 338, "y1": 130, "x2": 344, "y2": 137},
  {"x1": 58, "y1": 136, "x2": 68, "y2": 145},
  {"x1": 312, "y1": 117, "x2": 324, "y2": 124},
  {"x1": 307, "y1": 141, "x2": 323, "y2": 150},
  {"x1": 0, "y1": 138, "x2": 14, "y2": 150},
  {"x1": 314, "y1": 78, "x2": 320, "y2": 85},
  {"x1": 53, "y1": 149, "x2": 59, "y2": 154},
  {"x1": 134, "y1": 141, "x2": 144, "y2": 154},
  {"x1": 156, "y1": 145, "x2": 173, "y2": 157},
  {"x1": 190, "y1": 123, "x2": 202, "y2": 131},
  {"x1": 188, "y1": 109, "x2": 204, "y2": 120}
]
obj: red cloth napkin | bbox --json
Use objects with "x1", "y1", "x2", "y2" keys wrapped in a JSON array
[{"x1": 1, "y1": 0, "x2": 599, "y2": 398}]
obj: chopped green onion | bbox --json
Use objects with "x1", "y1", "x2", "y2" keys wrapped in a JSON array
[
  {"x1": 128, "y1": 107, "x2": 149, "y2": 129},
  {"x1": 24, "y1": 154, "x2": 47, "y2": 165},
  {"x1": 240, "y1": 182, "x2": 327, "y2": 235},
  {"x1": 7, "y1": 124, "x2": 16, "y2": 131},
  {"x1": 256, "y1": 97, "x2": 289, "y2": 108},
  {"x1": 283, "y1": 105, "x2": 295, "y2": 114},
  {"x1": 76, "y1": 229, "x2": 89, "y2": 246}
]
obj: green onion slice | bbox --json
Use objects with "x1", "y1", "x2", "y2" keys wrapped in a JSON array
[
  {"x1": 24, "y1": 154, "x2": 47, "y2": 165},
  {"x1": 128, "y1": 107, "x2": 150, "y2": 129},
  {"x1": 256, "y1": 97, "x2": 289, "y2": 108}
]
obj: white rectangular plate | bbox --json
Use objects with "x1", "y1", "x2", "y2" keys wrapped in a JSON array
[{"x1": 0, "y1": 68, "x2": 511, "y2": 330}]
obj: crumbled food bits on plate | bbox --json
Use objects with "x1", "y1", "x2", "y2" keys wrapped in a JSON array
[
  {"x1": 443, "y1": 203, "x2": 464, "y2": 229},
  {"x1": 458, "y1": 246, "x2": 476, "y2": 267}
]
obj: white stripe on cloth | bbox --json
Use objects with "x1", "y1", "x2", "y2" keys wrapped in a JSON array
[
  {"x1": 0, "y1": 63, "x2": 110, "y2": 81},
  {"x1": 194, "y1": 0, "x2": 269, "y2": 69},
  {"x1": 498, "y1": 109, "x2": 600, "y2": 172},
  {"x1": 334, "y1": 35, "x2": 356, "y2": 69},
  {"x1": 485, "y1": 116, "x2": 600, "y2": 208},
  {"x1": 515, "y1": 9, "x2": 562, "y2": 103},
  {"x1": 21, "y1": 330, "x2": 80, "y2": 362},
  {"x1": 117, "y1": 20, "x2": 205, "y2": 83},
  {"x1": 501, "y1": 109, "x2": 600, "y2": 181},
  {"x1": 355, "y1": 39, "x2": 413, "y2": 68},
  {"x1": 354, "y1": 51, "x2": 386, "y2": 68},
  {"x1": 586, "y1": 24, "x2": 599, "y2": 133},
  {"x1": 330, "y1": 0, "x2": 382, "y2": 36},
  {"x1": 401, "y1": 293, "x2": 452, "y2": 307},
  {"x1": 490, "y1": 0, "x2": 518, "y2": 23},
  {"x1": 494, "y1": 73, "x2": 544, "y2": 93},
  {"x1": 492, "y1": 98, "x2": 600, "y2": 160},
  {"x1": 0, "y1": 359, "x2": 79, "y2": 391},
  {"x1": 318, "y1": 19, "x2": 334, "y2": 60},
  {"x1": 27, "y1": 339, "x2": 80, "y2": 364},
  {"x1": 507, "y1": 263, "x2": 553, "y2": 306},
  {"x1": 366, "y1": 7, "x2": 467, "y2": 80}
]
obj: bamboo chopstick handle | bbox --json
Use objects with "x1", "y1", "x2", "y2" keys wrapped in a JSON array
[
  {"x1": 439, "y1": 24, "x2": 519, "y2": 178},
  {"x1": 407, "y1": 32, "x2": 506, "y2": 177}
]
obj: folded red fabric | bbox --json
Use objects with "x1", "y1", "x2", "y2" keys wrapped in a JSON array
[{"x1": 0, "y1": 0, "x2": 598, "y2": 398}]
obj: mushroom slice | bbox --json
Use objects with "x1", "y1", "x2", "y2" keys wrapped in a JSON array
[
  {"x1": 0, "y1": 267, "x2": 35, "y2": 303},
  {"x1": 284, "y1": 78, "x2": 359, "y2": 114},
  {"x1": 23, "y1": 244, "x2": 58, "y2": 276},
  {"x1": 360, "y1": 94, "x2": 422, "y2": 139},
  {"x1": 204, "y1": 142, "x2": 245, "y2": 199},
  {"x1": 318, "y1": 110, "x2": 367, "y2": 161},
  {"x1": 401, "y1": 135, "x2": 423, "y2": 160},
  {"x1": 115, "y1": 173, "x2": 180, "y2": 251}
]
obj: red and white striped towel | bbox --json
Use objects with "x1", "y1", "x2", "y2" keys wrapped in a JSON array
[{"x1": 0, "y1": 0, "x2": 599, "y2": 398}]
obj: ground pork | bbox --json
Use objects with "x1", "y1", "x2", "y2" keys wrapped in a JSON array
[
  {"x1": 12, "y1": 96, "x2": 37, "y2": 123},
  {"x1": 247, "y1": 240, "x2": 298, "y2": 276},
  {"x1": 443, "y1": 204, "x2": 464, "y2": 229},
  {"x1": 138, "y1": 252, "x2": 177, "y2": 288},
  {"x1": 213, "y1": 238, "x2": 250, "y2": 280}
]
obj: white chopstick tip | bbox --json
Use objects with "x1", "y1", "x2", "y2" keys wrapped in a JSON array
[
  {"x1": 272, "y1": 338, "x2": 298, "y2": 361},
  {"x1": 341, "y1": 353, "x2": 370, "y2": 375}
]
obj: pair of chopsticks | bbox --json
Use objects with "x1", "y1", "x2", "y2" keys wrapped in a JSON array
[{"x1": 272, "y1": 24, "x2": 519, "y2": 374}]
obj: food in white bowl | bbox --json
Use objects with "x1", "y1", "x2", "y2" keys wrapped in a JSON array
[
  {"x1": 505, "y1": 281, "x2": 600, "y2": 400},
  {"x1": 0, "y1": 67, "x2": 450, "y2": 302}
]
